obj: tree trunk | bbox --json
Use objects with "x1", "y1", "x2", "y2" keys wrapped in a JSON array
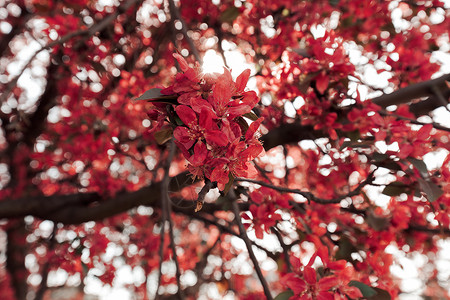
[{"x1": 6, "y1": 220, "x2": 29, "y2": 300}]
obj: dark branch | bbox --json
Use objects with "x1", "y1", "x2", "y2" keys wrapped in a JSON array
[
  {"x1": 231, "y1": 198, "x2": 273, "y2": 300},
  {"x1": 372, "y1": 73, "x2": 449, "y2": 111},
  {"x1": 236, "y1": 170, "x2": 375, "y2": 205}
]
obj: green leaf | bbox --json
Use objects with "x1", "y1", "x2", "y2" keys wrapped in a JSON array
[
  {"x1": 407, "y1": 157, "x2": 428, "y2": 177},
  {"x1": 81, "y1": 261, "x2": 89, "y2": 275},
  {"x1": 372, "y1": 152, "x2": 389, "y2": 162},
  {"x1": 92, "y1": 61, "x2": 106, "y2": 74},
  {"x1": 235, "y1": 116, "x2": 249, "y2": 135},
  {"x1": 349, "y1": 281, "x2": 377, "y2": 297},
  {"x1": 243, "y1": 111, "x2": 259, "y2": 121},
  {"x1": 417, "y1": 178, "x2": 443, "y2": 202},
  {"x1": 220, "y1": 7, "x2": 240, "y2": 24},
  {"x1": 274, "y1": 290, "x2": 294, "y2": 300},
  {"x1": 366, "y1": 210, "x2": 390, "y2": 231},
  {"x1": 382, "y1": 182, "x2": 408, "y2": 196},
  {"x1": 154, "y1": 127, "x2": 173, "y2": 145},
  {"x1": 335, "y1": 236, "x2": 357, "y2": 262},
  {"x1": 135, "y1": 88, "x2": 178, "y2": 103},
  {"x1": 340, "y1": 139, "x2": 373, "y2": 150},
  {"x1": 368, "y1": 288, "x2": 391, "y2": 300},
  {"x1": 135, "y1": 88, "x2": 164, "y2": 100},
  {"x1": 346, "y1": 130, "x2": 360, "y2": 142},
  {"x1": 328, "y1": 0, "x2": 340, "y2": 6},
  {"x1": 378, "y1": 161, "x2": 402, "y2": 171}
]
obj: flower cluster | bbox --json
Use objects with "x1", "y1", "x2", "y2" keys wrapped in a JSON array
[
  {"x1": 281, "y1": 247, "x2": 363, "y2": 300},
  {"x1": 242, "y1": 187, "x2": 291, "y2": 239},
  {"x1": 146, "y1": 54, "x2": 264, "y2": 190}
]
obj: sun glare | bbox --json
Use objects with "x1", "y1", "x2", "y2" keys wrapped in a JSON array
[{"x1": 202, "y1": 49, "x2": 225, "y2": 74}]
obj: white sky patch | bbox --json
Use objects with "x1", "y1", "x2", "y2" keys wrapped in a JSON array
[
  {"x1": 202, "y1": 48, "x2": 256, "y2": 82},
  {"x1": 311, "y1": 24, "x2": 326, "y2": 39},
  {"x1": 202, "y1": 49, "x2": 225, "y2": 74}
]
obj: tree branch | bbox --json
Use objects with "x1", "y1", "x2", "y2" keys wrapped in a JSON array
[
  {"x1": 0, "y1": 0, "x2": 141, "y2": 105},
  {"x1": 167, "y1": 0, "x2": 202, "y2": 63},
  {"x1": 372, "y1": 73, "x2": 449, "y2": 111},
  {"x1": 236, "y1": 170, "x2": 375, "y2": 205},
  {"x1": 231, "y1": 198, "x2": 273, "y2": 300},
  {"x1": 260, "y1": 123, "x2": 325, "y2": 150}
]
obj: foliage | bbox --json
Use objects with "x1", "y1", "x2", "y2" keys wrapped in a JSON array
[{"x1": 0, "y1": 0, "x2": 449, "y2": 299}]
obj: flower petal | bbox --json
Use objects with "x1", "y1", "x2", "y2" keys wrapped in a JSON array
[
  {"x1": 235, "y1": 69, "x2": 251, "y2": 94},
  {"x1": 175, "y1": 105, "x2": 198, "y2": 127},
  {"x1": 213, "y1": 68, "x2": 233, "y2": 110}
]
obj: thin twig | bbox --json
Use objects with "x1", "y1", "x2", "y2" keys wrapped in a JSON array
[
  {"x1": 214, "y1": 25, "x2": 229, "y2": 68},
  {"x1": 236, "y1": 170, "x2": 375, "y2": 205},
  {"x1": 195, "y1": 179, "x2": 214, "y2": 212},
  {"x1": 192, "y1": 213, "x2": 277, "y2": 260},
  {"x1": 379, "y1": 110, "x2": 450, "y2": 132},
  {"x1": 156, "y1": 139, "x2": 177, "y2": 299},
  {"x1": 0, "y1": 0, "x2": 139, "y2": 105},
  {"x1": 167, "y1": 201, "x2": 185, "y2": 299},
  {"x1": 231, "y1": 194, "x2": 273, "y2": 300},
  {"x1": 167, "y1": 0, "x2": 202, "y2": 63},
  {"x1": 271, "y1": 226, "x2": 292, "y2": 273},
  {"x1": 35, "y1": 223, "x2": 57, "y2": 300},
  {"x1": 431, "y1": 84, "x2": 450, "y2": 113},
  {"x1": 253, "y1": 161, "x2": 273, "y2": 183},
  {"x1": 283, "y1": 146, "x2": 290, "y2": 185}
]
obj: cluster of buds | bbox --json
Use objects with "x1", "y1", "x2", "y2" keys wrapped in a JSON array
[{"x1": 141, "y1": 54, "x2": 264, "y2": 192}]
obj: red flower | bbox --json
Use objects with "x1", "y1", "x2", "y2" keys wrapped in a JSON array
[
  {"x1": 210, "y1": 140, "x2": 259, "y2": 190},
  {"x1": 173, "y1": 105, "x2": 228, "y2": 150},
  {"x1": 202, "y1": 68, "x2": 259, "y2": 119}
]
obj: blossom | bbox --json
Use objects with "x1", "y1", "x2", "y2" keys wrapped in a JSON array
[
  {"x1": 173, "y1": 105, "x2": 228, "y2": 150},
  {"x1": 146, "y1": 53, "x2": 263, "y2": 191}
]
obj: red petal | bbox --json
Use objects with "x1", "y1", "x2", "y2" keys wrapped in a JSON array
[
  {"x1": 317, "y1": 246, "x2": 329, "y2": 265},
  {"x1": 175, "y1": 105, "x2": 197, "y2": 127},
  {"x1": 190, "y1": 142, "x2": 207, "y2": 165},
  {"x1": 190, "y1": 97, "x2": 215, "y2": 115},
  {"x1": 342, "y1": 286, "x2": 363, "y2": 299},
  {"x1": 173, "y1": 53, "x2": 190, "y2": 72},
  {"x1": 315, "y1": 72, "x2": 329, "y2": 94},
  {"x1": 198, "y1": 108, "x2": 215, "y2": 129},
  {"x1": 327, "y1": 260, "x2": 346, "y2": 271},
  {"x1": 245, "y1": 118, "x2": 263, "y2": 140},
  {"x1": 205, "y1": 130, "x2": 229, "y2": 147},
  {"x1": 243, "y1": 162, "x2": 258, "y2": 178},
  {"x1": 317, "y1": 291, "x2": 334, "y2": 300},
  {"x1": 241, "y1": 91, "x2": 259, "y2": 108},
  {"x1": 228, "y1": 104, "x2": 252, "y2": 118},
  {"x1": 318, "y1": 276, "x2": 339, "y2": 291},
  {"x1": 235, "y1": 69, "x2": 251, "y2": 93},
  {"x1": 210, "y1": 164, "x2": 229, "y2": 190},
  {"x1": 417, "y1": 123, "x2": 432, "y2": 141},
  {"x1": 290, "y1": 256, "x2": 302, "y2": 271},
  {"x1": 241, "y1": 143, "x2": 263, "y2": 161},
  {"x1": 303, "y1": 267, "x2": 317, "y2": 285},
  {"x1": 255, "y1": 226, "x2": 264, "y2": 239},
  {"x1": 173, "y1": 127, "x2": 194, "y2": 149},
  {"x1": 282, "y1": 274, "x2": 307, "y2": 294},
  {"x1": 213, "y1": 68, "x2": 233, "y2": 109}
]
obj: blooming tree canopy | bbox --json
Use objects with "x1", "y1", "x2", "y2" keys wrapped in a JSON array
[{"x1": 0, "y1": 0, "x2": 450, "y2": 299}]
